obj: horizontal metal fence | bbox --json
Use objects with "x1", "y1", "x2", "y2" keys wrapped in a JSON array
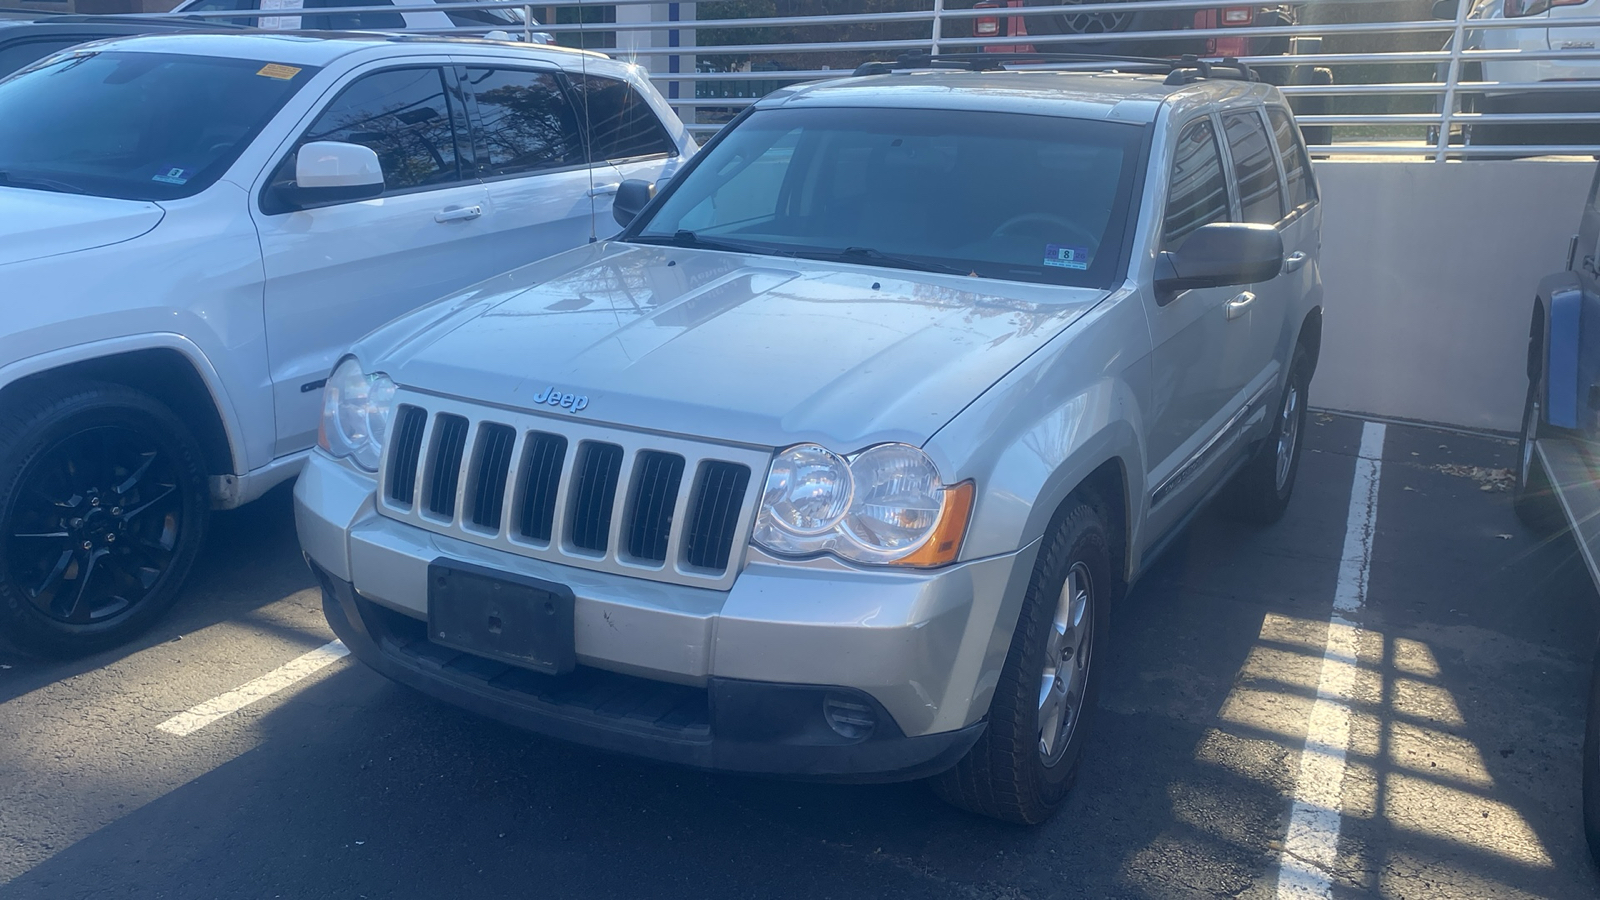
[{"x1": 146, "y1": 0, "x2": 1600, "y2": 160}]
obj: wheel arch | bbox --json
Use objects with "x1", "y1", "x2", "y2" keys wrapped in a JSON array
[
  {"x1": 1296, "y1": 305, "x2": 1323, "y2": 377},
  {"x1": 0, "y1": 338, "x2": 243, "y2": 478}
]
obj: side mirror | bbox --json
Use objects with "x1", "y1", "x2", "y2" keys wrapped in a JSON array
[
  {"x1": 1431, "y1": 0, "x2": 1460, "y2": 19},
  {"x1": 287, "y1": 141, "x2": 384, "y2": 208},
  {"x1": 1154, "y1": 222, "x2": 1284, "y2": 294},
  {"x1": 613, "y1": 178, "x2": 655, "y2": 228}
]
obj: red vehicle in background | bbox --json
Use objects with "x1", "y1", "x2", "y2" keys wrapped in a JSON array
[{"x1": 972, "y1": 1, "x2": 1332, "y2": 141}]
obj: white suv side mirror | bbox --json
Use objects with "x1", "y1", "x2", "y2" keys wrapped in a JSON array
[{"x1": 289, "y1": 140, "x2": 385, "y2": 206}]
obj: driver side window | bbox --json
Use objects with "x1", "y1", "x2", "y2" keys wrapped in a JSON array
[
  {"x1": 264, "y1": 67, "x2": 463, "y2": 214},
  {"x1": 1163, "y1": 118, "x2": 1231, "y2": 251}
]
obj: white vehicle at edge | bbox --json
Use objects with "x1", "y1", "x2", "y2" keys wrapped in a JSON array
[
  {"x1": 170, "y1": 0, "x2": 552, "y2": 40},
  {"x1": 0, "y1": 32, "x2": 693, "y2": 657},
  {"x1": 1434, "y1": 0, "x2": 1600, "y2": 145}
]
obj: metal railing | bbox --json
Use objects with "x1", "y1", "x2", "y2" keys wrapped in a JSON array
[{"x1": 146, "y1": 0, "x2": 1600, "y2": 160}]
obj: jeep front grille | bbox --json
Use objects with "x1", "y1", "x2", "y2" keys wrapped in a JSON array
[
  {"x1": 426, "y1": 413, "x2": 469, "y2": 518},
  {"x1": 516, "y1": 432, "x2": 568, "y2": 543},
  {"x1": 380, "y1": 395, "x2": 768, "y2": 590},
  {"x1": 569, "y1": 442, "x2": 624, "y2": 553},
  {"x1": 626, "y1": 451, "x2": 686, "y2": 563},
  {"x1": 388, "y1": 406, "x2": 428, "y2": 505},
  {"x1": 684, "y1": 461, "x2": 751, "y2": 572}
]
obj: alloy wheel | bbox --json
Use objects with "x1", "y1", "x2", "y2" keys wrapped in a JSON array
[
  {"x1": 1038, "y1": 561, "x2": 1094, "y2": 765},
  {"x1": 4, "y1": 425, "x2": 185, "y2": 626},
  {"x1": 1275, "y1": 380, "x2": 1303, "y2": 493}
]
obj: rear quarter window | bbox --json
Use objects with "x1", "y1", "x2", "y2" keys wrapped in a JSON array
[
  {"x1": 565, "y1": 72, "x2": 676, "y2": 161},
  {"x1": 1267, "y1": 106, "x2": 1316, "y2": 211}
]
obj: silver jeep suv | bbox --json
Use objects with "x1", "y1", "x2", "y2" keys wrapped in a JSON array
[{"x1": 294, "y1": 54, "x2": 1323, "y2": 823}]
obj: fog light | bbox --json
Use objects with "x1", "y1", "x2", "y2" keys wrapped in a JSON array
[{"x1": 823, "y1": 693, "x2": 877, "y2": 740}]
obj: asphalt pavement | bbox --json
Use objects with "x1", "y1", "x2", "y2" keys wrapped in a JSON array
[{"x1": 1, "y1": 414, "x2": 1596, "y2": 900}]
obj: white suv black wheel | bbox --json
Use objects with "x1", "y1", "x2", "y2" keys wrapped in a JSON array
[{"x1": 0, "y1": 382, "x2": 207, "y2": 657}]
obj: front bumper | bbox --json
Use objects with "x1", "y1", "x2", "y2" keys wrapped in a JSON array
[
  {"x1": 315, "y1": 564, "x2": 983, "y2": 780},
  {"x1": 295, "y1": 453, "x2": 1033, "y2": 779}
]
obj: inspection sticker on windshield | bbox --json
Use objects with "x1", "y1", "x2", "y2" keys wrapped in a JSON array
[
  {"x1": 151, "y1": 167, "x2": 190, "y2": 185},
  {"x1": 257, "y1": 63, "x2": 302, "y2": 80},
  {"x1": 1043, "y1": 245, "x2": 1089, "y2": 270}
]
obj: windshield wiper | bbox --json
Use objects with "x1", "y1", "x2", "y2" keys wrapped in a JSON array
[
  {"x1": 632, "y1": 230, "x2": 789, "y2": 257},
  {"x1": 0, "y1": 171, "x2": 87, "y2": 196},
  {"x1": 811, "y1": 246, "x2": 976, "y2": 278}
]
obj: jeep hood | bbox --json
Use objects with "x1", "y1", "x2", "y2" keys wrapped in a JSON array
[
  {"x1": 0, "y1": 188, "x2": 165, "y2": 267},
  {"x1": 383, "y1": 243, "x2": 1108, "y2": 449}
]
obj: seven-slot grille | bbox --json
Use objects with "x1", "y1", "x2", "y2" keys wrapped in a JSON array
[{"x1": 380, "y1": 399, "x2": 766, "y2": 589}]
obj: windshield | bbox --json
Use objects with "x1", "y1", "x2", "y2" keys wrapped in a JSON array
[
  {"x1": 633, "y1": 106, "x2": 1145, "y2": 287},
  {"x1": 0, "y1": 51, "x2": 315, "y2": 201}
]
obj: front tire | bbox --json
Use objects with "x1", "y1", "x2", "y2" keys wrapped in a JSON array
[
  {"x1": 0, "y1": 382, "x2": 208, "y2": 657},
  {"x1": 931, "y1": 499, "x2": 1112, "y2": 824},
  {"x1": 1513, "y1": 374, "x2": 1566, "y2": 536}
]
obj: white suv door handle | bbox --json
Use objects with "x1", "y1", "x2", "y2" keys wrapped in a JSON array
[
  {"x1": 587, "y1": 183, "x2": 620, "y2": 198},
  {"x1": 1282, "y1": 250, "x2": 1308, "y2": 273},
  {"x1": 1225, "y1": 291, "x2": 1256, "y2": 320},
  {"x1": 434, "y1": 205, "x2": 482, "y2": 223}
]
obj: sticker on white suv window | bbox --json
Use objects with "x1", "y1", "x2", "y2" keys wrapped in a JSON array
[
  {"x1": 1043, "y1": 244, "x2": 1089, "y2": 270},
  {"x1": 256, "y1": 63, "x2": 302, "y2": 80},
  {"x1": 151, "y1": 167, "x2": 191, "y2": 185}
]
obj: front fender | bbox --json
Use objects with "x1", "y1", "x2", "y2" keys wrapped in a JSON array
[{"x1": 923, "y1": 288, "x2": 1150, "y2": 569}]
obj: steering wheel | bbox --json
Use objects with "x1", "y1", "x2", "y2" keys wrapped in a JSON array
[{"x1": 992, "y1": 213, "x2": 1099, "y2": 251}]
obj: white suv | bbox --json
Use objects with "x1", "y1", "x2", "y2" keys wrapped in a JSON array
[
  {"x1": 169, "y1": 0, "x2": 550, "y2": 38},
  {"x1": 0, "y1": 32, "x2": 693, "y2": 656},
  {"x1": 1435, "y1": 0, "x2": 1600, "y2": 146}
]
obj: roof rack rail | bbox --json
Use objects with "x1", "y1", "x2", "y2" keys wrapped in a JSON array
[
  {"x1": 851, "y1": 52, "x2": 1258, "y2": 84},
  {"x1": 1163, "y1": 55, "x2": 1257, "y2": 84}
]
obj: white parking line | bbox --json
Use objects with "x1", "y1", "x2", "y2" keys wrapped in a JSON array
[
  {"x1": 1274, "y1": 422, "x2": 1386, "y2": 900},
  {"x1": 156, "y1": 640, "x2": 349, "y2": 737}
]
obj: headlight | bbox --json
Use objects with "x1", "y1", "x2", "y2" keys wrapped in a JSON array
[
  {"x1": 317, "y1": 357, "x2": 396, "y2": 472},
  {"x1": 757, "y1": 444, "x2": 853, "y2": 538},
  {"x1": 753, "y1": 442, "x2": 974, "y2": 567}
]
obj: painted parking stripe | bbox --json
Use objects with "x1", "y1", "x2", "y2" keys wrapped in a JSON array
[
  {"x1": 1274, "y1": 421, "x2": 1386, "y2": 900},
  {"x1": 156, "y1": 640, "x2": 349, "y2": 737}
]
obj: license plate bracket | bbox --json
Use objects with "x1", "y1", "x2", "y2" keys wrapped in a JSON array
[{"x1": 427, "y1": 559, "x2": 576, "y2": 675}]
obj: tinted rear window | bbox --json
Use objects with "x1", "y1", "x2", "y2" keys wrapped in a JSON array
[
  {"x1": 1222, "y1": 110, "x2": 1283, "y2": 225},
  {"x1": 1267, "y1": 107, "x2": 1314, "y2": 211},
  {"x1": 567, "y1": 73, "x2": 676, "y2": 161}
]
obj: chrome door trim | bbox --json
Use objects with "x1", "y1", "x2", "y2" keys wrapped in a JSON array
[{"x1": 1151, "y1": 378, "x2": 1276, "y2": 508}]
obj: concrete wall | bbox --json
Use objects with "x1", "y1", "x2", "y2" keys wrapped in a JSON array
[{"x1": 1309, "y1": 159, "x2": 1595, "y2": 433}]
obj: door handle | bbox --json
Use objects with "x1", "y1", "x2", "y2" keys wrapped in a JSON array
[
  {"x1": 1282, "y1": 250, "x2": 1308, "y2": 273},
  {"x1": 1225, "y1": 291, "x2": 1256, "y2": 320},
  {"x1": 587, "y1": 183, "x2": 620, "y2": 198},
  {"x1": 434, "y1": 205, "x2": 482, "y2": 223}
]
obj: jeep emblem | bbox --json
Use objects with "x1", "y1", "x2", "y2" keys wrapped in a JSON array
[{"x1": 532, "y1": 385, "x2": 588, "y2": 414}]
